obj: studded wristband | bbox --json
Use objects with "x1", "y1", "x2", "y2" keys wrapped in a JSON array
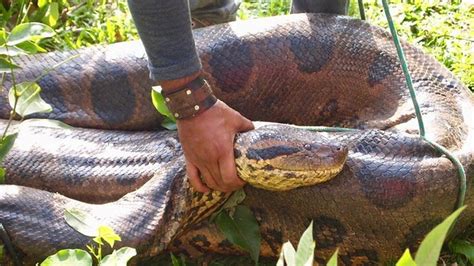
[{"x1": 161, "y1": 77, "x2": 217, "y2": 119}]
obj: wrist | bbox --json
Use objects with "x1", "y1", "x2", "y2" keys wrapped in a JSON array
[{"x1": 161, "y1": 74, "x2": 217, "y2": 120}]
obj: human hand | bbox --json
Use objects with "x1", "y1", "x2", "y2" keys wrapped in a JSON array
[{"x1": 177, "y1": 100, "x2": 254, "y2": 193}]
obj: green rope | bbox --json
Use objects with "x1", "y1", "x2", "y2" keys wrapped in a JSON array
[
  {"x1": 423, "y1": 137, "x2": 467, "y2": 208},
  {"x1": 0, "y1": 224, "x2": 20, "y2": 266},
  {"x1": 290, "y1": 125, "x2": 358, "y2": 132},
  {"x1": 379, "y1": 0, "x2": 466, "y2": 208},
  {"x1": 380, "y1": 0, "x2": 425, "y2": 137},
  {"x1": 357, "y1": 0, "x2": 366, "y2": 20}
]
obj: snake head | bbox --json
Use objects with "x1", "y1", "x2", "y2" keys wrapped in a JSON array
[{"x1": 234, "y1": 124, "x2": 348, "y2": 191}]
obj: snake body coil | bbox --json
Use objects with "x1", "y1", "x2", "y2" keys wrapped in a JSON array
[{"x1": 0, "y1": 14, "x2": 473, "y2": 264}]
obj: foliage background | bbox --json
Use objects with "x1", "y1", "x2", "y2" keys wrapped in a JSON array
[{"x1": 0, "y1": 0, "x2": 472, "y2": 90}]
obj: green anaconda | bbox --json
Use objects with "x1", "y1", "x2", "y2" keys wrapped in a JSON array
[{"x1": 0, "y1": 13, "x2": 473, "y2": 264}]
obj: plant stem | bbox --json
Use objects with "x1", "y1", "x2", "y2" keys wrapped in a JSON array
[
  {"x1": 0, "y1": 73, "x2": 5, "y2": 87},
  {"x1": 1, "y1": 46, "x2": 19, "y2": 140},
  {"x1": 18, "y1": 0, "x2": 33, "y2": 25}
]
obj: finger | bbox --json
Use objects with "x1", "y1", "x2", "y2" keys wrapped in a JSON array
[
  {"x1": 219, "y1": 147, "x2": 246, "y2": 191},
  {"x1": 200, "y1": 166, "x2": 220, "y2": 191},
  {"x1": 237, "y1": 117, "x2": 254, "y2": 132},
  {"x1": 206, "y1": 163, "x2": 231, "y2": 192},
  {"x1": 186, "y1": 160, "x2": 210, "y2": 193}
]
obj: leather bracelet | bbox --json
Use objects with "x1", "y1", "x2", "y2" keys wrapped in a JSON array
[{"x1": 161, "y1": 77, "x2": 217, "y2": 119}]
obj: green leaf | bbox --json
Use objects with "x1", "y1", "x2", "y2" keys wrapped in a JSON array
[
  {"x1": 326, "y1": 248, "x2": 339, "y2": 266},
  {"x1": 99, "y1": 247, "x2": 137, "y2": 266},
  {"x1": 295, "y1": 222, "x2": 315, "y2": 266},
  {"x1": 215, "y1": 205, "x2": 261, "y2": 264},
  {"x1": 106, "y1": 20, "x2": 115, "y2": 41},
  {"x1": 415, "y1": 206, "x2": 466, "y2": 265},
  {"x1": 64, "y1": 208, "x2": 101, "y2": 237},
  {"x1": 0, "y1": 58, "x2": 20, "y2": 73},
  {"x1": 7, "y1": 23, "x2": 55, "y2": 46},
  {"x1": 161, "y1": 117, "x2": 177, "y2": 131},
  {"x1": 93, "y1": 235, "x2": 103, "y2": 245},
  {"x1": 170, "y1": 253, "x2": 181, "y2": 266},
  {"x1": 20, "y1": 119, "x2": 73, "y2": 129},
  {"x1": 396, "y1": 249, "x2": 416, "y2": 266},
  {"x1": 276, "y1": 247, "x2": 285, "y2": 266},
  {"x1": 0, "y1": 168, "x2": 5, "y2": 183},
  {"x1": 38, "y1": 0, "x2": 49, "y2": 8},
  {"x1": 170, "y1": 253, "x2": 186, "y2": 266},
  {"x1": 0, "y1": 46, "x2": 27, "y2": 56},
  {"x1": 8, "y1": 82, "x2": 53, "y2": 117},
  {"x1": 0, "y1": 133, "x2": 18, "y2": 163},
  {"x1": 449, "y1": 239, "x2": 474, "y2": 264},
  {"x1": 97, "y1": 225, "x2": 121, "y2": 248},
  {"x1": 0, "y1": 30, "x2": 6, "y2": 46},
  {"x1": 151, "y1": 86, "x2": 176, "y2": 122},
  {"x1": 43, "y1": 2, "x2": 59, "y2": 27},
  {"x1": 40, "y1": 249, "x2": 92, "y2": 266},
  {"x1": 282, "y1": 241, "x2": 296, "y2": 266},
  {"x1": 210, "y1": 189, "x2": 246, "y2": 222},
  {"x1": 15, "y1": 40, "x2": 47, "y2": 54}
]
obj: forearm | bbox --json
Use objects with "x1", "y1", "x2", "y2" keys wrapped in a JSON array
[{"x1": 128, "y1": 0, "x2": 202, "y2": 82}]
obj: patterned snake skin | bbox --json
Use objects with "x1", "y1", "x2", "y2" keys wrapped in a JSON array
[{"x1": 1, "y1": 14, "x2": 473, "y2": 264}]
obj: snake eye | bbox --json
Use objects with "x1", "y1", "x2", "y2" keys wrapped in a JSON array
[{"x1": 303, "y1": 144, "x2": 311, "y2": 150}]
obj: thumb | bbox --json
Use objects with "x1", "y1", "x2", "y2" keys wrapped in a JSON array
[{"x1": 237, "y1": 116, "x2": 254, "y2": 132}]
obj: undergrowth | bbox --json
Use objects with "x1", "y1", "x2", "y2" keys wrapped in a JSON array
[{"x1": 0, "y1": 0, "x2": 471, "y2": 89}]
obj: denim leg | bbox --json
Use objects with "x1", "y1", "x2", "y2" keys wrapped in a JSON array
[
  {"x1": 189, "y1": 0, "x2": 241, "y2": 26},
  {"x1": 291, "y1": 0, "x2": 349, "y2": 15}
]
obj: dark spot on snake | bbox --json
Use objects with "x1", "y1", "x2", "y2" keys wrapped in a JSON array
[
  {"x1": 284, "y1": 173, "x2": 296, "y2": 179},
  {"x1": 314, "y1": 257, "x2": 327, "y2": 265},
  {"x1": 172, "y1": 238, "x2": 182, "y2": 247},
  {"x1": 189, "y1": 234, "x2": 211, "y2": 253},
  {"x1": 402, "y1": 218, "x2": 443, "y2": 252},
  {"x1": 340, "y1": 249, "x2": 379, "y2": 265},
  {"x1": 368, "y1": 52, "x2": 399, "y2": 86},
  {"x1": 263, "y1": 165, "x2": 274, "y2": 171},
  {"x1": 289, "y1": 21, "x2": 335, "y2": 73},
  {"x1": 255, "y1": 132, "x2": 278, "y2": 141},
  {"x1": 353, "y1": 158, "x2": 416, "y2": 209},
  {"x1": 246, "y1": 146, "x2": 300, "y2": 160},
  {"x1": 234, "y1": 148, "x2": 242, "y2": 159},
  {"x1": 311, "y1": 216, "x2": 347, "y2": 249},
  {"x1": 194, "y1": 191, "x2": 204, "y2": 202},
  {"x1": 208, "y1": 29, "x2": 253, "y2": 92},
  {"x1": 217, "y1": 239, "x2": 236, "y2": 252},
  {"x1": 91, "y1": 61, "x2": 135, "y2": 125},
  {"x1": 206, "y1": 192, "x2": 214, "y2": 202},
  {"x1": 262, "y1": 229, "x2": 283, "y2": 254},
  {"x1": 247, "y1": 164, "x2": 256, "y2": 172}
]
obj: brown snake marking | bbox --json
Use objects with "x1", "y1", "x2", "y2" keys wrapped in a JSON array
[{"x1": 0, "y1": 13, "x2": 473, "y2": 264}]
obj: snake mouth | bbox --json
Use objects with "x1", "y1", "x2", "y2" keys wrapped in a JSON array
[{"x1": 235, "y1": 124, "x2": 349, "y2": 191}]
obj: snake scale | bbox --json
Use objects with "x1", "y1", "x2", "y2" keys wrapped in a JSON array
[{"x1": 0, "y1": 13, "x2": 473, "y2": 264}]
